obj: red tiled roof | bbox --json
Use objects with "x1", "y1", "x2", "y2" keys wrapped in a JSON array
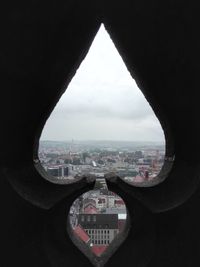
[
  {"x1": 74, "y1": 225, "x2": 90, "y2": 243},
  {"x1": 114, "y1": 199, "x2": 124, "y2": 205},
  {"x1": 84, "y1": 206, "x2": 98, "y2": 214},
  {"x1": 91, "y1": 246, "x2": 107, "y2": 256}
]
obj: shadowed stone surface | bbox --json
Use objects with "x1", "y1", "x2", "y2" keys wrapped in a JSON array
[{"x1": 1, "y1": 0, "x2": 200, "y2": 266}]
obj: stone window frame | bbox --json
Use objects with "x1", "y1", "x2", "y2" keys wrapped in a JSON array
[{"x1": 28, "y1": 17, "x2": 194, "y2": 267}]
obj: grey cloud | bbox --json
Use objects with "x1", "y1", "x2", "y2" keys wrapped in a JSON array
[{"x1": 41, "y1": 25, "x2": 164, "y2": 142}]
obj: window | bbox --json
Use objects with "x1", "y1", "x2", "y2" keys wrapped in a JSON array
[
  {"x1": 61, "y1": 24, "x2": 140, "y2": 263},
  {"x1": 36, "y1": 22, "x2": 173, "y2": 265},
  {"x1": 38, "y1": 25, "x2": 168, "y2": 188}
]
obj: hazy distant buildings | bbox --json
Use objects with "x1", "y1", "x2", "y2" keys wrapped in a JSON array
[{"x1": 39, "y1": 140, "x2": 164, "y2": 183}]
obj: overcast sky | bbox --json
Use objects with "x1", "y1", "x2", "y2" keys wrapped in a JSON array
[{"x1": 41, "y1": 25, "x2": 164, "y2": 142}]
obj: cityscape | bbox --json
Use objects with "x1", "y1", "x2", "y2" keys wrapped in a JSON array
[
  {"x1": 39, "y1": 140, "x2": 165, "y2": 183},
  {"x1": 39, "y1": 140, "x2": 164, "y2": 256},
  {"x1": 37, "y1": 25, "x2": 166, "y2": 258}
]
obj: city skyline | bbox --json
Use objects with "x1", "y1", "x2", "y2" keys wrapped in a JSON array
[{"x1": 40, "y1": 139, "x2": 165, "y2": 143}]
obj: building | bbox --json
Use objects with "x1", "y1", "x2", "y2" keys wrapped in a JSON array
[
  {"x1": 46, "y1": 164, "x2": 78, "y2": 178},
  {"x1": 46, "y1": 165, "x2": 68, "y2": 177},
  {"x1": 78, "y1": 214, "x2": 119, "y2": 246},
  {"x1": 84, "y1": 204, "x2": 97, "y2": 214},
  {"x1": 73, "y1": 225, "x2": 91, "y2": 245}
]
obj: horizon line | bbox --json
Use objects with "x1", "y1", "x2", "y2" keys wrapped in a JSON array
[{"x1": 40, "y1": 139, "x2": 165, "y2": 143}]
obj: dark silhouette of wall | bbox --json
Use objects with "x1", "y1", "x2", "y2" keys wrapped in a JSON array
[{"x1": 1, "y1": 0, "x2": 200, "y2": 266}]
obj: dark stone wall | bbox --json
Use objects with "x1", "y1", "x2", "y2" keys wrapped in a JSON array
[{"x1": 0, "y1": 0, "x2": 200, "y2": 266}]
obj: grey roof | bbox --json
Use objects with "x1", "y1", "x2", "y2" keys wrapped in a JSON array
[
  {"x1": 78, "y1": 213, "x2": 118, "y2": 229},
  {"x1": 102, "y1": 207, "x2": 127, "y2": 214}
]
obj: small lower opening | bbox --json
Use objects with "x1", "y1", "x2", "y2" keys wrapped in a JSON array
[{"x1": 67, "y1": 178, "x2": 129, "y2": 265}]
